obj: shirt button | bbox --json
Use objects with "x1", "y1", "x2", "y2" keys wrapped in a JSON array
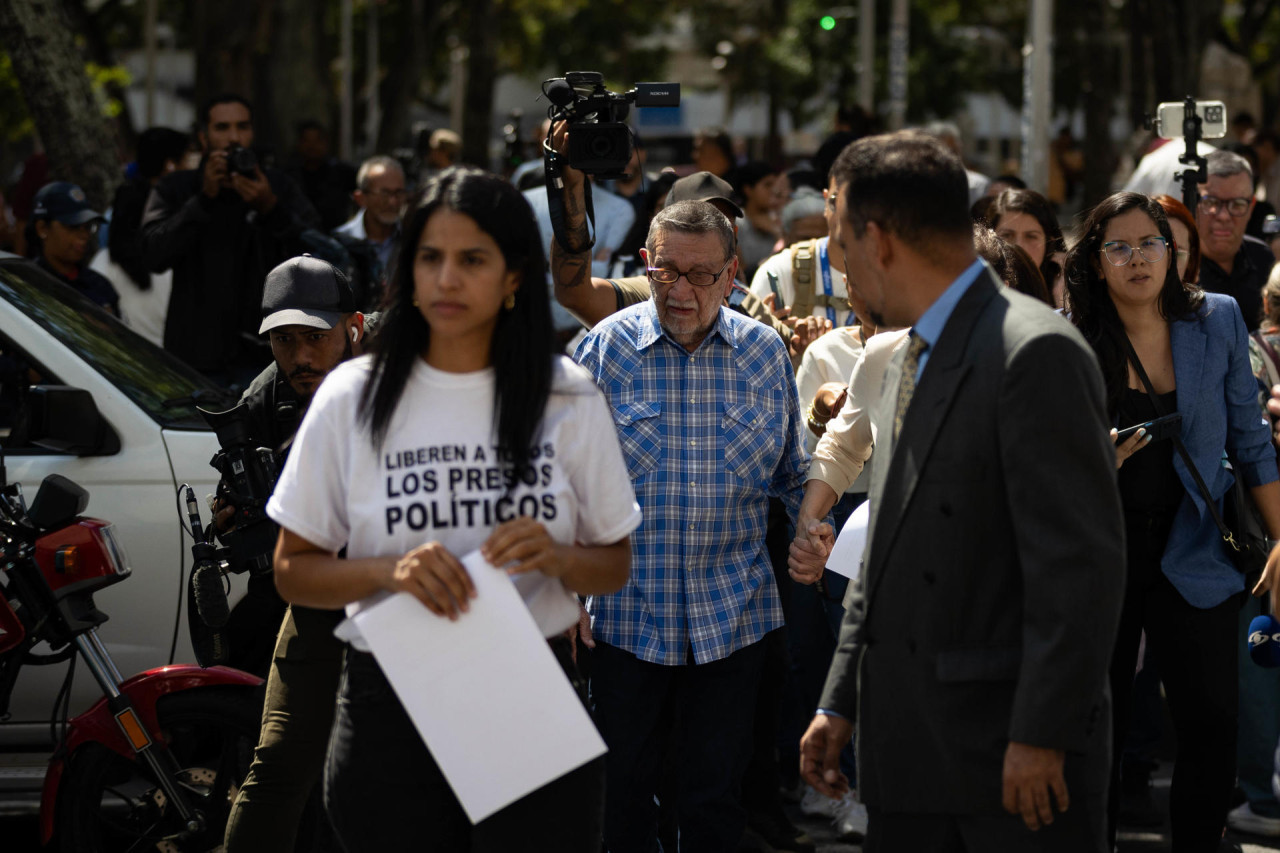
[
  {"x1": 689, "y1": 397, "x2": 695, "y2": 403},
  {"x1": 690, "y1": 481, "x2": 696, "y2": 488},
  {"x1": 688, "y1": 523, "x2": 695, "y2": 530},
  {"x1": 690, "y1": 439, "x2": 696, "y2": 447}
]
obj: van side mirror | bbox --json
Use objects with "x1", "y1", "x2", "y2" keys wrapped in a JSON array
[{"x1": 24, "y1": 386, "x2": 121, "y2": 456}]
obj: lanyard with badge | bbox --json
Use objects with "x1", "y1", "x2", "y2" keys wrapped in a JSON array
[{"x1": 817, "y1": 240, "x2": 856, "y2": 327}]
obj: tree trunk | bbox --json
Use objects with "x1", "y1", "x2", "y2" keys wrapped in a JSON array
[
  {"x1": 461, "y1": 0, "x2": 497, "y2": 168},
  {"x1": 377, "y1": 0, "x2": 433, "y2": 153},
  {"x1": 264, "y1": 0, "x2": 335, "y2": 157},
  {"x1": 1077, "y1": 0, "x2": 1114, "y2": 209},
  {"x1": 0, "y1": 0, "x2": 121, "y2": 210},
  {"x1": 190, "y1": 1, "x2": 265, "y2": 145}
]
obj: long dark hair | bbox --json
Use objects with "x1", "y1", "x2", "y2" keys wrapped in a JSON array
[
  {"x1": 358, "y1": 167, "x2": 556, "y2": 484},
  {"x1": 983, "y1": 188, "x2": 1065, "y2": 289},
  {"x1": 1065, "y1": 191, "x2": 1204, "y2": 415}
]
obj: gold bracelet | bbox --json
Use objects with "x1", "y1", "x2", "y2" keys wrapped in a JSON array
[{"x1": 806, "y1": 400, "x2": 830, "y2": 426}]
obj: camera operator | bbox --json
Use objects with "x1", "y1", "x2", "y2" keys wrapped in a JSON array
[
  {"x1": 547, "y1": 121, "x2": 825, "y2": 364},
  {"x1": 141, "y1": 93, "x2": 321, "y2": 389},
  {"x1": 219, "y1": 254, "x2": 368, "y2": 853}
]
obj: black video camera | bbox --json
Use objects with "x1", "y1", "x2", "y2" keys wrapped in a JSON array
[
  {"x1": 225, "y1": 143, "x2": 259, "y2": 177},
  {"x1": 200, "y1": 402, "x2": 278, "y2": 573},
  {"x1": 542, "y1": 72, "x2": 679, "y2": 177}
]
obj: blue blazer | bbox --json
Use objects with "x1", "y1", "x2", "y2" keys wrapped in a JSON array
[{"x1": 1161, "y1": 292, "x2": 1277, "y2": 607}]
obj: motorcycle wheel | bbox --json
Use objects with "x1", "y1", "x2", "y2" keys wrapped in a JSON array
[{"x1": 55, "y1": 686, "x2": 261, "y2": 853}]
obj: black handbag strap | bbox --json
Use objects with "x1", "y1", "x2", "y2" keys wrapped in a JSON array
[{"x1": 1120, "y1": 335, "x2": 1241, "y2": 550}]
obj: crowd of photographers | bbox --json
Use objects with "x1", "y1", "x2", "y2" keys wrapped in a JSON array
[{"x1": 5, "y1": 87, "x2": 1280, "y2": 852}]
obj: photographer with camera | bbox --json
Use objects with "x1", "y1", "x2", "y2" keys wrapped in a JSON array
[
  {"x1": 216, "y1": 254, "x2": 368, "y2": 853},
  {"x1": 142, "y1": 93, "x2": 321, "y2": 389}
]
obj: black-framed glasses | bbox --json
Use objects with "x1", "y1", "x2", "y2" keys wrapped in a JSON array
[
  {"x1": 646, "y1": 256, "x2": 734, "y2": 287},
  {"x1": 1100, "y1": 237, "x2": 1168, "y2": 266},
  {"x1": 1199, "y1": 195, "x2": 1251, "y2": 217}
]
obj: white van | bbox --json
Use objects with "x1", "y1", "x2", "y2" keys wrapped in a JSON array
[{"x1": 0, "y1": 252, "x2": 224, "y2": 807}]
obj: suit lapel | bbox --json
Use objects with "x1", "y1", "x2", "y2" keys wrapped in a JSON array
[{"x1": 864, "y1": 274, "x2": 997, "y2": 602}]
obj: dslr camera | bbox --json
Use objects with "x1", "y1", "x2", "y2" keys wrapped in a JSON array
[
  {"x1": 200, "y1": 401, "x2": 278, "y2": 573},
  {"x1": 224, "y1": 143, "x2": 260, "y2": 177},
  {"x1": 542, "y1": 71, "x2": 680, "y2": 177}
]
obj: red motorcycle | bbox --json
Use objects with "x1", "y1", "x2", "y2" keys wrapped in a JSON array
[{"x1": 0, "y1": 469, "x2": 262, "y2": 852}]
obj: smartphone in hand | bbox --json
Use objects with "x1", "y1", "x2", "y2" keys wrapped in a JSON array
[{"x1": 1115, "y1": 412, "x2": 1182, "y2": 444}]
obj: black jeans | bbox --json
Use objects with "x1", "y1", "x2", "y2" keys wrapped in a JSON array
[
  {"x1": 591, "y1": 639, "x2": 766, "y2": 853},
  {"x1": 1107, "y1": 511, "x2": 1239, "y2": 853},
  {"x1": 325, "y1": 641, "x2": 605, "y2": 853}
]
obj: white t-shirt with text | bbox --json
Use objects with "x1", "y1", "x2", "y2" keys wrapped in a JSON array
[{"x1": 267, "y1": 354, "x2": 643, "y2": 644}]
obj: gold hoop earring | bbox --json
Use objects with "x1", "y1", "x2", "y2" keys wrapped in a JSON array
[
  {"x1": 504, "y1": 293, "x2": 516, "y2": 310},
  {"x1": 412, "y1": 298, "x2": 419, "y2": 306}
]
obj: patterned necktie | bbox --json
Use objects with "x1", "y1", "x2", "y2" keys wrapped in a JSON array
[{"x1": 894, "y1": 333, "x2": 928, "y2": 440}]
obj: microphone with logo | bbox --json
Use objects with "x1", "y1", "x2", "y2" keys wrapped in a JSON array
[{"x1": 1248, "y1": 613, "x2": 1280, "y2": 668}]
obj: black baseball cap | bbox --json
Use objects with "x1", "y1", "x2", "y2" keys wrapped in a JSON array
[
  {"x1": 33, "y1": 182, "x2": 104, "y2": 226},
  {"x1": 665, "y1": 171, "x2": 744, "y2": 219},
  {"x1": 259, "y1": 254, "x2": 356, "y2": 334}
]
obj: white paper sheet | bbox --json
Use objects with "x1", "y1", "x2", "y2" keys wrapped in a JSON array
[
  {"x1": 824, "y1": 500, "x2": 870, "y2": 581},
  {"x1": 352, "y1": 551, "x2": 606, "y2": 824}
]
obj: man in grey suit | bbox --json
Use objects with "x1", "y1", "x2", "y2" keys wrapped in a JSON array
[{"x1": 791, "y1": 131, "x2": 1126, "y2": 851}]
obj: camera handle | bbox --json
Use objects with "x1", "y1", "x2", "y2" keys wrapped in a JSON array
[
  {"x1": 544, "y1": 138, "x2": 597, "y2": 256},
  {"x1": 1175, "y1": 95, "x2": 1207, "y2": 218},
  {"x1": 182, "y1": 487, "x2": 231, "y2": 666}
]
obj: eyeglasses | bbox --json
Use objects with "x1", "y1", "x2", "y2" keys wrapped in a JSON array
[
  {"x1": 1198, "y1": 195, "x2": 1251, "y2": 217},
  {"x1": 364, "y1": 188, "x2": 407, "y2": 200},
  {"x1": 1100, "y1": 237, "x2": 1168, "y2": 266},
  {"x1": 646, "y1": 256, "x2": 734, "y2": 287}
]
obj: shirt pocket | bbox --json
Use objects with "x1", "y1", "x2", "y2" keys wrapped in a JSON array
[
  {"x1": 613, "y1": 400, "x2": 663, "y2": 480},
  {"x1": 722, "y1": 401, "x2": 779, "y2": 486}
]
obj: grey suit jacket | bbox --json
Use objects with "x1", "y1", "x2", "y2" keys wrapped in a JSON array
[{"x1": 818, "y1": 271, "x2": 1126, "y2": 814}]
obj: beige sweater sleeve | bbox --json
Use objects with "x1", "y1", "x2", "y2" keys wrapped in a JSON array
[{"x1": 809, "y1": 328, "x2": 910, "y2": 494}]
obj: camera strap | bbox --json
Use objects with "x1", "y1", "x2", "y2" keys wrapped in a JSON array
[{"x1": 544, "y1": 140, "x2": 596, "y2": 255}]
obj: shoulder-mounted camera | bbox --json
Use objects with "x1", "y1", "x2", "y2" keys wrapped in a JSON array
[{"x1": 542, "y1": 71, "x2": 679, "y2": 178}]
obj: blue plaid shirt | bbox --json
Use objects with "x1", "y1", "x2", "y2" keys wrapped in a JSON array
[{"x1": 574, "y1": 300, "x2": 810, "y2": 665}]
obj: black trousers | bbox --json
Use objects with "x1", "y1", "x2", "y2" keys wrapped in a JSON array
[
  {"x1": 591, "y1": 639, "x2": 766, "y2": 853},
  {"x1": 864, "y1": 798, "x2": 1108, "y2": 853},
  {"x1": 325, "y1": 643, "x2": 605, "y2": 853},
  {"x1": 1107, "y1": 512, "x2": 1239, "y2": 853}
]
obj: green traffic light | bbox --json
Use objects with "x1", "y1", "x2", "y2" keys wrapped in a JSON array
[{"x1": 820, "y1": 15, "x2": 836, "y2": 30}]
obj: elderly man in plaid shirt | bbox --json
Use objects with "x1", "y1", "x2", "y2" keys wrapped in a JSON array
[{"x1": 575, "y1": 199, "x2": 827, "y2": 852}]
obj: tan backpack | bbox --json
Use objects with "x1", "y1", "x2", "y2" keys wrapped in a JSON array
[{"x1": 789, "y1": 238, "x2": 845, "y2": 320}]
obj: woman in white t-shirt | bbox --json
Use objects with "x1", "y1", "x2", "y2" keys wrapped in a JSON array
[{"x1": 267, "y1": 167, "x2": 641, "y2": 851}]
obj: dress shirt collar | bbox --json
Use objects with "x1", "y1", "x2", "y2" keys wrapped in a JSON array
[
  {"x1": 635, "y1": 299, "x2": 742, "y2": 353},
  {"x1": 912, "y1": 257, "x2": 987, "y2": 353}
]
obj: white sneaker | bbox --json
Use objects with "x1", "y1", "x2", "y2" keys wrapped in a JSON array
[
  {"x1": 1227, "y1": 802, "x2": 1280, "y2": 837},
  {"x1": 799, "y1": 785, "x2": 841, "y2": 818},
  {"x1": 832, "y1": 791, "x2": 868, "y2": 842}
]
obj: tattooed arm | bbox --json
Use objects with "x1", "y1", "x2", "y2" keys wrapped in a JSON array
[{"x1": 548, "y1": 120, "x2": 628, "y2": 328}]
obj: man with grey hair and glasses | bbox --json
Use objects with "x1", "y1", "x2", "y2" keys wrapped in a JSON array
[
  {"x1": 334, "y1": 155, "x2": 405, "y2": 305},
  {"x1": 1197, "y1": 148, "x2": 1274, "y2": 330},
  {"x1": 574, "y1": 200, "x2": 829, "y2": 851}
]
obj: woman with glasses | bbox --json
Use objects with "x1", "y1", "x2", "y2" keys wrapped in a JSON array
[
  {"x1": 268, "y1": 167, "x2": 641, "y2": 851},
  {"x1": 1065, "y1": 191, "x2": 1280, "y2": 852}
]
